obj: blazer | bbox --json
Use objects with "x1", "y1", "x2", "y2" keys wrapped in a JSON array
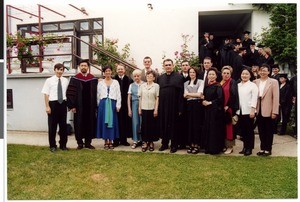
[{"x1": 254, "y1": 78, "x2": 280, "y2": 117}]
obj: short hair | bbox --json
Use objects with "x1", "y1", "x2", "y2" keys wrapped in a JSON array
[
  {"x1": 132, "y1": 69, "x2": 142, "y2": 76},
  {"x1": 102, "y1": 65, "x2": 113, "y2": 72},
  {"x1": 203, "y1": 57, "x2": 212, "y2": 62},
  {"x1": 79, "y1": 59, "x2": 90, "y2": 66},
  {"x1": 207, "y1": 67, "x2": 219, "y2": 75},
  {"x1": 221, "y1": 66, "x2": 233, "y2": 74},
  {"x1": 260, "y1": 63, "x2": 270, "y2": 72},
  {"x1": 146, "y1": 70, "x2": 156, "y2": 78},
  {"x1": 163, "y1": 58, "x2": 173, "y2": 65},
  {"x1": 143, "y1": 56, "x2": 152, "y2": 63},
  {"x1": 54, "y1": 63, "x2": 65, "y2": 70},
  {"x1": 181, "y1": 60, "x2": 189, "y2": 65}
]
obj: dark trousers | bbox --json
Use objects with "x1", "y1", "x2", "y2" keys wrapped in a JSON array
[
  {"x1": 161, "y1": 116, "x2": 180, "y2": 149},
  {"x1": 257, "y1": 113, "x2": 274, "y2": 151},
  {"x1": 48, "y1": 101, "x2": 67, "y2": 148},
  {"x1": 239, "y1": 115, "x2": 255, "y2": 149},
  {"x1": 279, "y1": 105, "x2": 292, "y2": 135}
]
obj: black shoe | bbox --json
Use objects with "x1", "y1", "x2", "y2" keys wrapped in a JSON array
[
  {"x1": 191, "y1": 147, "x2": 199, "y2": 154},
  {"x1": 257, "y1": 150, "x2": 265, "y2": 156},
  {"x1": 112, "y1": 142, "x2": 120, "y2": 147},
  {"x1": 60, "y1": 146, "x2": 69, "y2": 151},
  {"x1": 77, "y1": 144, "x2": 84, "y2": 150},
  {"x1": 187, "y1": 147, "x2": 193, "y2": 154},
  {"x1": 244, "y1": 149, "x2": 252, "y2": 156},
  {"x1": 121, "y1": 142, "x2": 130, "y2": 146},
  {"x1": 170, "y1": 147, "x2": 177, "y2": 153},
  {"x1": 159, "y1": 145, "x2": 168, "y2": 151},
  {"x1": 263, "y1": 151, "x2": 272, "y2": 156},
  {"x1": 239, "y1": 148, "x2": 245, "y2": 154},
  {"x1": 136, "y1": 141, "x2": 143, "y2": 147},
  {"x1": 85, "y1": 144, "x2": 95, "y2": 149},
  {"x1": 50, "y1": 147, "x2": 57, "y2": 152}
]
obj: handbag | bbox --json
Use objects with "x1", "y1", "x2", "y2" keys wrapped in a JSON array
[{"x1": 232, "y1": 115, "x2": 239, "y2": 125}]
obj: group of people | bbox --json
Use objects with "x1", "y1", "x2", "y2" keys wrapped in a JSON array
[{"x1": 42, "y1": 51, "x2": 297, "y2": 156}]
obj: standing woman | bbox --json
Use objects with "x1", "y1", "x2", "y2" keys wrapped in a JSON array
[
  {"x1": 184, "y1": 67, "x2": 204, "y2": 154},
  {"x1": 138, "y1": 71, "x2": 160, "y2": 152},
  {"x1": 96, "y1": 66, "x2": 121, "y2": 149},
  {"x1": 202, "y1": 67, "x2": 224, "y2": 154},
  {"x1": 220, "y1": 66, "x2": 239, "y2": 154},
  {"x1": 237, "y1": 68, "x2": 258, "y2": 156},
  {"x1": 128, "y1": 69, "x2": 144, "y2": 149}
]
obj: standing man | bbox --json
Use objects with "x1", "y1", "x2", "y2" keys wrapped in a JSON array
[
  {"x1": 140, "y1": 56, "x2": 158, "y2": 82},
  {"x1": 178, "y1": 60, "x2": 191, "y2": 149},
  {"x1": 198, "y1": 57, "x2": 221, "y2": 86},
  {"x1": 270, "y1": 64, "x2": 281, "y2": 84},
  {"x1": 199, "y1": 32, "x2": 210, "y2": 63},
  {"x1": 66, "y1": 59, "x2": 98, "y2": 150},
  {"x1": 232, "y1": 47, "x2": 247, "y2": 81},
  {"x1": 254, "y1": 64, "x2": 279, "y2": 156},
  {"x1": 242, "y1": 31, "x2": 253, "y2": 50},
  {"x1": 42, "y1": 63, "x2": 69, "y2": 152},
  {"x1": 158, "y1": 59, "x2": 184, "y2": 153},
  {"x1": 113, "y1": 63, "x2": 133, "y2": 146}
]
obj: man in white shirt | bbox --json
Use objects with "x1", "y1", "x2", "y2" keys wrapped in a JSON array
[
  {"x1": 140, "y1": 56, "x2": 158, "y2": 82},
  {"x1": 41, "y1": 63, "x2": 69, "y2": 152}
]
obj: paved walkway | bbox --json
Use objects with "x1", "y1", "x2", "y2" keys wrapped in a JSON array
[{"x1": 6, "y1": 130, "x2": 298, "y2": 157}]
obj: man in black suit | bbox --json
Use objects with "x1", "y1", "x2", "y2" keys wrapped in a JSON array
[
  {"x1": 232, "y1": 47, "x2": 247, "y2": 81},
  {"x1": 113, "y1": 63, "x2": 133, "y2": 146},
  {"x1": 198, "y1": 57, "x2": 221, "y2": 85},
  {"x1": 270, "y1": 64, "x2": 280, "y2": 84},
  {"x1": 245, "y1": 41, "x2": 260, "y2": 67}
]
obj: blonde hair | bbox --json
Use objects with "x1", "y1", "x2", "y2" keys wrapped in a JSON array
[
  {"x1": 264, "y1": 47, "x2": 272, "y2": 56},
  {"x1": 221, "y1": 65, "x2": 233, "y2": 74},
  {"x1": 132, "y1": 69, "x2": 142, "y2": 76}
]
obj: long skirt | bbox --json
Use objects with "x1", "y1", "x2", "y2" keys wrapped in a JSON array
[
  {"x1": 96, "y1": 98, "x2": 119, "y2": 141},
  {"x1": 187, "y1": 99, "x2": 203, "y2": 146},
  {"x1": 141, "y1": 110, "x2": 159, "y2": 142},
  {"x1": 131, "y1": 100, "x2": 142, "y2": 142}
]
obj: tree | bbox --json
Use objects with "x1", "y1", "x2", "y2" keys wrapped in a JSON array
[{"x1": 253, "y1": 4, "x2": 297, "y2": 74}]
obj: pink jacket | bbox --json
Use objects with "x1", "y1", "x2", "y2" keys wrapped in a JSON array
[{"x1": 254, "y1": 78, "x2": 279, "y2": 117}]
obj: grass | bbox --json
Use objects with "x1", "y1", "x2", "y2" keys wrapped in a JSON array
[{"x1": 7, "y1": 144, "x2": 297, "y2": 200}]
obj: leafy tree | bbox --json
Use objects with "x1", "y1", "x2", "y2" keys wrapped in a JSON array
[{"x1": 253, "y1": 4, "x2": 297, "y2": 73}]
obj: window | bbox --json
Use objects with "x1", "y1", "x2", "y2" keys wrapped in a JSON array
[{"x1": 7, "y1": 89, "x2": 13, "y2": 109}]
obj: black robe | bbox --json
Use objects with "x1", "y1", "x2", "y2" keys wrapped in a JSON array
[
  {"x1": 157, "y1": 72, "x2": 184, "y2": 147},
  {"x1": 203, "y1": 82, "x2": 224, "y2": 154},
  {"x1": 114, "y1": 75, "x2": 133, "y2": 142},
  {"x1": 66, "y1": 73, "x2": 98, "y2": 144},
  {"x1": 232, "y1": 54, "x2": 245, "y2": 81}
]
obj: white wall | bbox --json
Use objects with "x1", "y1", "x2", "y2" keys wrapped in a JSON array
[
  {"x1": 6, "y1": 74, "x2": 74, "y2": 131},
  {"x1": 6, "y1": 1, "x2": 266, "y2": 72}
]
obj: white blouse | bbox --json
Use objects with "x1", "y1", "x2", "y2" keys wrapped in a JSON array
[
  {"x1": 97, "y1": 79, "x2": 121, "y2": 109},
  {"x1": 237, "y1": 80, "x2": 258, "y2": 115}
]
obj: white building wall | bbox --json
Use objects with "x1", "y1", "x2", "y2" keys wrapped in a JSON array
[
  {"x1": 6, "y1": 1, "x2": 269, "y2": 71},
  {"x1": 5, "y1": 0, "x2": 271, "y2": 131}
]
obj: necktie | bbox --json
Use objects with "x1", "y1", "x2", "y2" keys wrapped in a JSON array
[
  {"x1": 58, "y1": 78, "x2": 63, "y2": 104},
  {"x1": 204, "y1": 71, "x2": 209, "y2": 86}
]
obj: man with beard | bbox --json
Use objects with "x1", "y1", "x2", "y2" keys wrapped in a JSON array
[{"x1": 66, "y1": 59, "x2": 98, "y2": 149}]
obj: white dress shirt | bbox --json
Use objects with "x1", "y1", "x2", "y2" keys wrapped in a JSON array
[
  {"x1": 41, "y1": 75, "x2": 69, "y2": 101},
  {"x1": 97, "y1": 79, "x2": 121, "y2": 109},
  {"x1": 237, "y1": 80, "x2": 258, "y2": 115},
  {"x1": 258, "y1": 79, "x2": 267, "y2": 97}
]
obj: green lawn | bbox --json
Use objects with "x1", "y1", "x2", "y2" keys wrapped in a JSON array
[{"x1": 7, "y1": 144, "x2": 297, "y2": 199}]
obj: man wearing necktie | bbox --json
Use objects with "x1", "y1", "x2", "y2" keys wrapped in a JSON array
[{"x1": 42, "y1": 63, "x2": 69, "y2": 152}]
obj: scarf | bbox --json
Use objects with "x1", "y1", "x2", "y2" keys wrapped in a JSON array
[
  {"x1": 104, "y1": 98, "x2": 113, "y2": 128},
  {"x1": 222, "y1": 78, "x2": 231, "y2": 107}
]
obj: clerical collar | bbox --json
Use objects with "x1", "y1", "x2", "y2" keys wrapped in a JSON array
[{"x1": 119, "y1": 75, "x2": 124, "y2": 79}]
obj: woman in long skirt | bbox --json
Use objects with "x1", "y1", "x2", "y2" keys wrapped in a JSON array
[
  {"x1": 138, "y1": 71, "x2": 159, "y2": 152},
  {"x1": 128, "y1": 69, "x2": 144, "y2": 149},
  {"x1": 184, "y1": 67, "x2": 204, "y2": 154},
  {"x1": 202, "y1": 67, "x2": 224, "y2": 154},
  {"x1": 96, "y1": 66, "x2": 121, "y2": 149}
]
